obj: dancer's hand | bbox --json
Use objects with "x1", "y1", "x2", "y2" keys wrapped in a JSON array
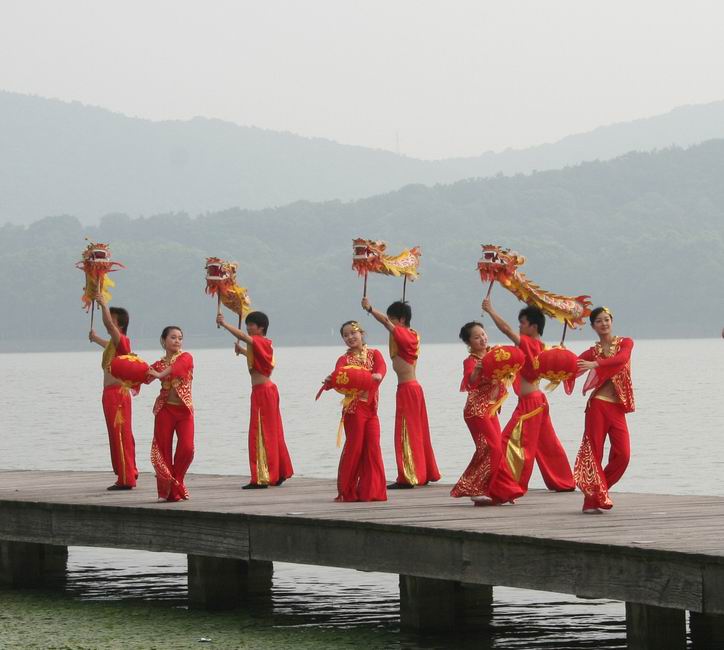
[
  {"x1": 361, "y1": 297, "x2": 372, "y2": 313},
  {"x1": 216, "y1": 313, "x2": 225, "y2": 327},
  {"x1": 482, "y1": 298, "x2": 493, "y2": 314},
  {"x1": 577, "y1": 359, "x2": 598, "y2": 371},
  {"x1": 371, "y1": 373, "x2": 382, "y2": 382}
]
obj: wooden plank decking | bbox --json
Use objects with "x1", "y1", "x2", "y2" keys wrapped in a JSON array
[{"x1": 2, "y1": 469, "x2": 723, "y2": 616}]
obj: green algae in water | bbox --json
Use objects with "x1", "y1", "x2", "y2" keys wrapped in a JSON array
[{"x1": 0, "y1": 591, "x2": 405, "y2": 650}]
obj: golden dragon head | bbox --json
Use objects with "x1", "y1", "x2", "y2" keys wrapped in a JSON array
[{"x1": 478, "y1": 244, "x2": 524, "y2": 282}]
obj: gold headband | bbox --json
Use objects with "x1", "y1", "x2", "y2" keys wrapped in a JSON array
[
  {"x1": 601, "y1": 306, "x2": 612, "y2": 317},
  {"x1": 346, "y1": 321, "x2": 362, "y2": 332}
]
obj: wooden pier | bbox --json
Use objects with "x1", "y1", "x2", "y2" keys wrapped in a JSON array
[{"x1": 2, "y1": 469, "x2": 724, "y2": 649}]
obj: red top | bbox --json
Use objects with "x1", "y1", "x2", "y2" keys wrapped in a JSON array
[
  {"x1": 578, "y1": 336, "x2": 635, "y2": 413},
  {"x1": 101, "y1": 334, "x2": 131, "y2": 371},
  {"x1": 518, "y1": 334, "x2": 544, "y2": 383},
  {"x1": 460, "y1": 352, "x2": 506, "y2": 419},
  {"x1": 388, "y1": 325, "x2": 420, "y2": 365},
  {"x1": 148, "y1": 351, "x2": 194, "y2": 414},
  {"x1": 246, "y1": 336, "x2": 275, "y2": 377},
  {"x1": 334, "y1": 347, "x2": 387, "y2": 412}
]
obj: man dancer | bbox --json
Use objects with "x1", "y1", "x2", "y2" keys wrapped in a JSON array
[
  {"x1": 483, "y1": 298, "x2": 574, "y2": 502},
  {"x1": 361, "y1": 298, "x2": 440, "y2": 488},
  {"x1": 217, "y1": 310, "x2": 294, "y2": 489},
  {"x1": 88, "y1": 295, "x2": 138, "y2": 490}
]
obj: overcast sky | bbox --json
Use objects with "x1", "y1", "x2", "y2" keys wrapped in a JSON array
[{"x1": 2, "y1": 0, "x2": 723, "y2": 159}]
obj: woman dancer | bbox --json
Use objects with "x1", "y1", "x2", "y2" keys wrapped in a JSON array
[
  {"x1": 574, "y1": 307, "x2": 634, "y2": 513},
  {"x1": 146, "y1": 326, "x2": 195, "y2": 502},
  {"x1": 324, "y1": 321, "x2": 387, "y2": 502},
  {"x1": 451, "y1": 322, "x2": 506, "y2": 504}
]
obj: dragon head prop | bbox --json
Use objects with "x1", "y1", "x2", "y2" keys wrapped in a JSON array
[
  {"x1": 76, "y1": 241, "x2": 124, "y2": 311},
  {"x1": 352, "y1": 238, "x2": 421, "y2": 280},
  {"x1": 205, "y1": 257, "x2": 251, "y2": 317}
]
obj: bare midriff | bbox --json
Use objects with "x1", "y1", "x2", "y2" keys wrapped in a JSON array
[
  {"x1": 593, "y1": 378, "x2": 620, "y2": 402},
  {"x1": 392, "y1": 357, "x2": 416, "y2": 384},
  {"x1": 102, "y1": 368, "x2": 121, "y2": 388},
  {"x1": 166, "y1": 387, "x2": 182, "y2": 405},
  {"x1": 249, "y1": 369, "x2": 271, "y2": 386},
  {"x1": 518, "y1": 376, "x2": 541, "y2": 397}
]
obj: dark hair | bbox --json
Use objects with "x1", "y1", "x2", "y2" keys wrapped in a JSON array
[
  {"x1": 110, "y1": 307, "x2": 129, "y2": 334},
  {"x1": 339, "y1": 320, "x2": 364, "y2": 336},
  {"x1": 386, "y1": 301, "x2": 412, "y2": 326},
  {"x1": 518, "y1": 306, "x2": 545, "y2": 335},
  {"x1": 160, "y1": 325, "x2": 183, "y2": 340},
  {"x1": 459, "y1": 321, "x2": 484, "y2": 344},
  {"x1": 589, "y1": 306, "x2": 613, "y2": 325},
  {"x1": 246, "y1": 311, "x2": 269, "y2": 334}
]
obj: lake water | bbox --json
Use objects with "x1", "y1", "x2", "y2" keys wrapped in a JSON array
[{"x1": 1, "y1": 338, "x2": 723, "y2": 648}]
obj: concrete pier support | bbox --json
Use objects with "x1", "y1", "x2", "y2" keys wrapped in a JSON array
[
  {"x1": 689, "y1": 611, "x2": 724, "y2": 649},
  {"x1": 0, "y1": 540, "x2": 68, "y2": 587},
  {"x1": 625, "y1": 602, "x2": 686, "y2": 650},
  {"x1": 399, "y1": 575, "x2": 493, "y2": 632},
  {"x1": 187, "y1": 555, "x2": 273, "y2": 610}
]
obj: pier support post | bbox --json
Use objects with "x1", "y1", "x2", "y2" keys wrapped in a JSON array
[
  {"x1": 689, "y1": 611, "x2": 724, "y2": 649},
  {"x1": 0, "y1": 540, "x2": 68, "y2": 587},
  {"x1": 187, "y1": 555, "x2": 273, "y2": 610},
  {"x1": 625, "y1": 602, "x2": 686, "y2": 650},
  {"x1": 399, "y1": 575, "x2": 492, "y2": 632}
]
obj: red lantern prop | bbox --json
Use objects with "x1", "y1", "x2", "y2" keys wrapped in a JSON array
[
  {"x1": 110, "y1": 354, "x2": 149, "y2": 390},
  {"x1": 535, "y1": 346, "x2": 578, "y2": 394},
  {"x1": 481, "y1": 345, "x2": 525, "y2": 385}
]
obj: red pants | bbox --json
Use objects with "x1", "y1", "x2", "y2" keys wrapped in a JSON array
[
  {"x1": 394, "y1": 380, "x2": 441, "y2": 486},
  {"x1": 151, "y1": 403, "x2": 194, "y2": 501},
  {"x1": 249, "y1": 382, "x2": 294, "y2": 486},
  {"x1": 102, "y1": 385, "x2": 137, "y2": 487},
  {"x1": 574, "y1": 397, "x2": 630, "y2": 510},
  {"x1": 489, "y1": 391, "x2": 573, "y2": 502},
  {"x1": 450, "y1": 415, "x2": 502, "y2": 498},
  {"x1": 337, "y1": 401, "x2": 387, "y2": 502}
]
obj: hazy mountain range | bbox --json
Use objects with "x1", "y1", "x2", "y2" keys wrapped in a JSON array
[
  {"x1": 2, "y1": 139, "x2": 723, "y2": 350},
  {"x1": 3, "y1": 90, "x2": 724, "y2": 225}
]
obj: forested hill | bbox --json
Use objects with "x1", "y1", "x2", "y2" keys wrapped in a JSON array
[
  {"x1": 1, "y1": 139, "x2": 723, "y2": 351},
  {"x1": 3, "y1": 90, "x2": 724, "y2": 225}
]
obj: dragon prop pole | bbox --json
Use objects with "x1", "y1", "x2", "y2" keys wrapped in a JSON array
[
  {"x1": 477, "y1": 244, "x2": 592, "y2": 330},
  {"x1": 402, "y1": 276, "x2": 407, "y2": 301}
]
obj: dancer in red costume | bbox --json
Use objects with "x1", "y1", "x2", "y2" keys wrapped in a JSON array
[
  {"x1": 88, "y1": 294, "x2": 138, "y2": 490},
  {"x1": 450, "y1": 321, "x2": 507, "y2": 504},
  {"x1": 146, "y1": 326, "x2": 195, "y2": 502},
  {"x1": 217, "y1": 311, "x2": 294, "y2": 489},
  {"x1": 323, "y1": 321, "x2": 387, "y2": 502},
  {"x1": 574, "y1": 307, "x2": 634, "y2": 513},
  {"x1": 483, "y1": 299, "x2": 574, "y2": 502},
  {"x1": 361, "y1": 298, "x2": 440, "y2": 488}
]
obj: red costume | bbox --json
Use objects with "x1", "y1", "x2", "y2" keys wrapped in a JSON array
[
  {"x1": 574, "y1": 336, "x2": 634, "y2": 510},
  {"x1": 488, "y1": 335, "x2": 574, "y2": 502},
  {"x1": 450, "y1": 353, "x2": 506, "y2": 498},
  {"x1": 148, "y1": 352, "x2": 194, "y2": 501},
  {"x1": 246, "y1": 336, "x2": 294, "y2": 486},
  {"x1": 101, "y1": 335, "x2": 138, "y2": 488},
  {"x1": 333, "y1": 347, "x2": 388, "y2": 502},
  {"x1": 389, "y1": 326, "x2": 440, "y2": 486}
]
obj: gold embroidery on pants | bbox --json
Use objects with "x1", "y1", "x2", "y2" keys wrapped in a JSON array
[
  {"x1": 256, "y1": 411, "x2": 270, "y2": 485},
  {"x1": 505, "y1": 405, "x2": 545, "y2": 481},
  {"x1": 401, "y1": 417, "x2": 419, "y2": 485}
]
